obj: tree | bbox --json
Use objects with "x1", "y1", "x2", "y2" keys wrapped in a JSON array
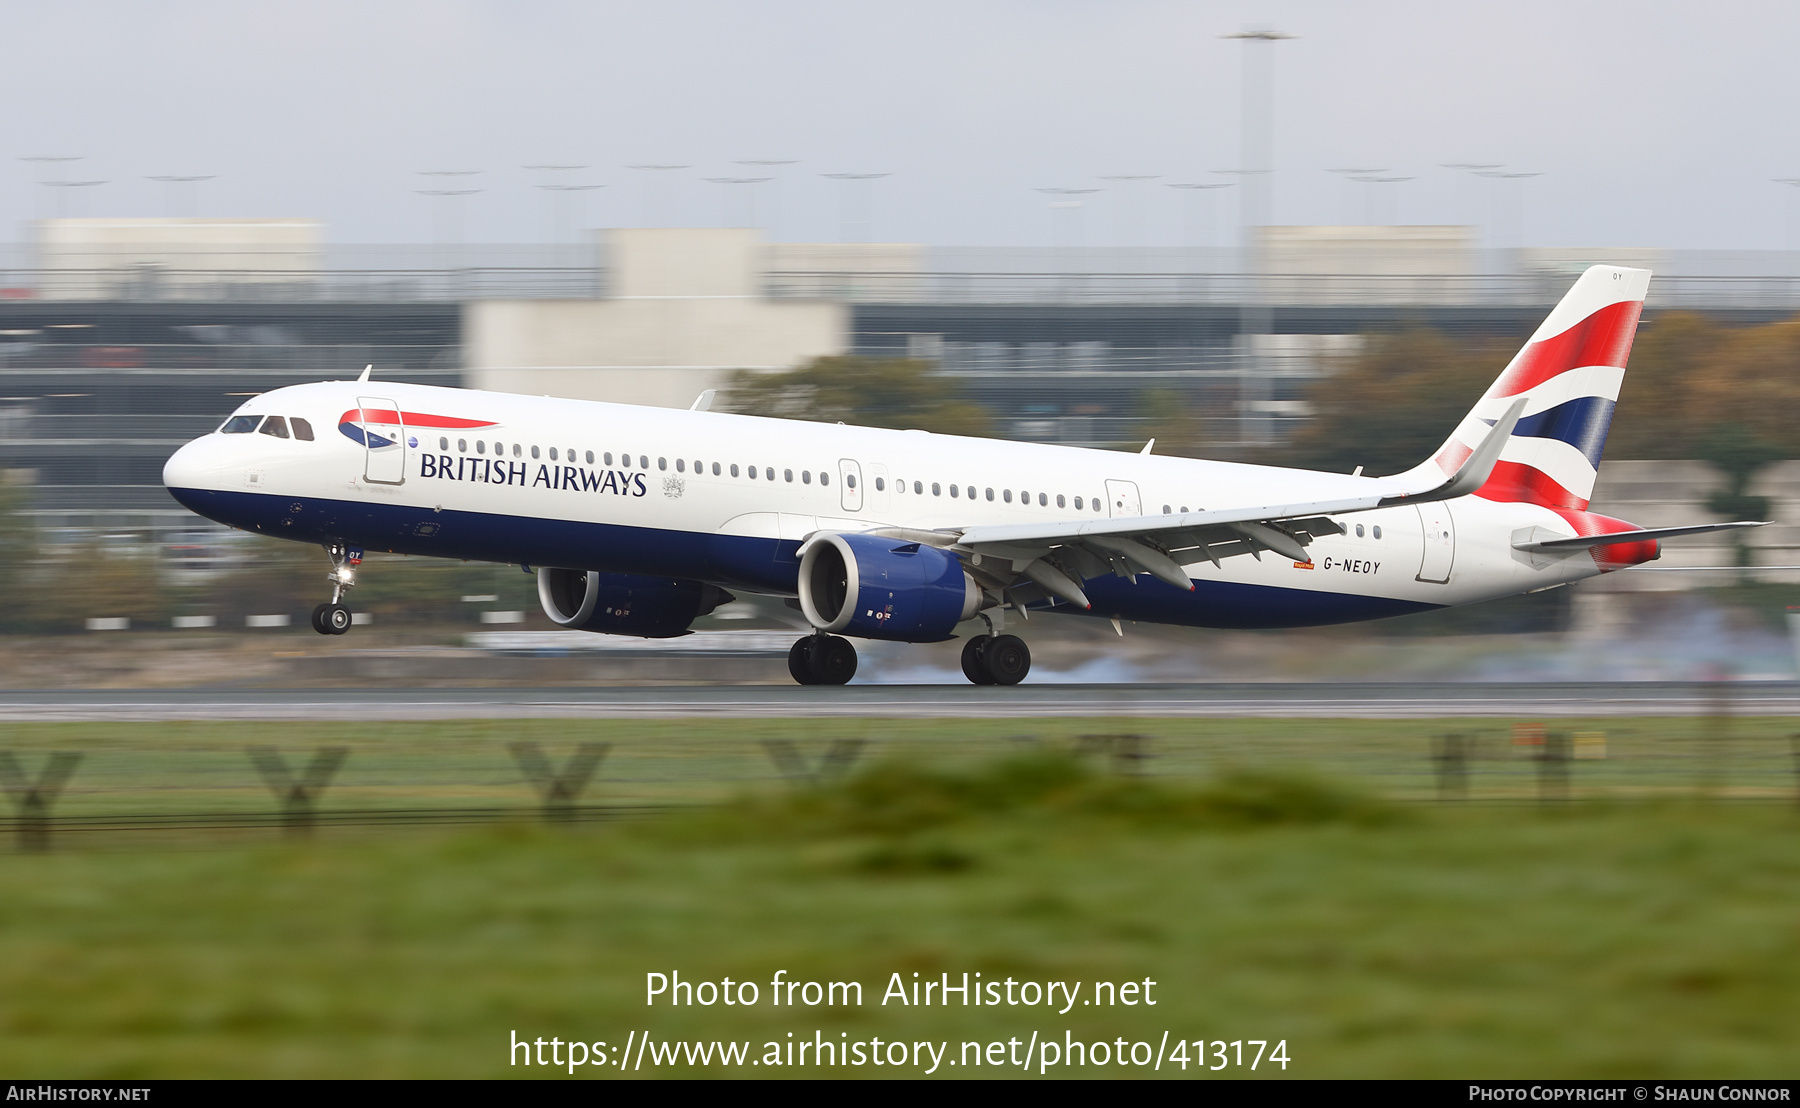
[
  {"x1": 1289, "y1": 327, "x2": 1510, "y2": 475},
  {"x1": 721, "y1": 356, "x2": 992, "y2": 437},
  {"x1": 0, "y1": 485, "x2": 39, "y2": 631},
  {"x1": 1132, "y1": 387, "x2": 1210, "y2": 458}
]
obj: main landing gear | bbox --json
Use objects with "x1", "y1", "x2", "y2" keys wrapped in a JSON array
[
  {"x1": 789, "y1": 634, "x2": 858, "y2": 686},
  {"x1": 960, "y1": 633, "x2": 1031, "y2": 686},
  {"x1": 311, "y1": 542, "x2": 359, "y2": 636}
]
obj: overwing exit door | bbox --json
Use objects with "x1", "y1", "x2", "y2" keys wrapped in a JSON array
[{"x1": 1104, "y1": 479, "x2": 1142, "y2": 517}]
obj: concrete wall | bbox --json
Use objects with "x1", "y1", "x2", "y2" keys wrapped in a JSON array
[
  {"x1": 32, "y1": 218, "x2": 323, "y2": 300},
  {"x1": 1586, "y1": 459, "x2": 1800, "y2": 590},
  {"x1": 466, "y1": 228, "x2": 849, "y2": 408}
]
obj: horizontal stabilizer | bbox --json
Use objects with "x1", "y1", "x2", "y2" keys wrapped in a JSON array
[{"x1": 1512, "y1": 521, "x2": 1769, "y2": 553}]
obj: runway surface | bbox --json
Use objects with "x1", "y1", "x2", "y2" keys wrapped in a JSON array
[{"x1": 2, "y1": 682, "x2": 1798, "y2": 721}]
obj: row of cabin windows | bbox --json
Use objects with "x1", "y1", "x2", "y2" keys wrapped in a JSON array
[
  {"x1": 894, "y1": 480, "x2": 1102, "y2": 512},
  {"x1": 434, "y1": 435, "x2": 1109, "y2": 511},
  {"x1": 220, "y1": 415, "x2": 315, "y2": 440}
]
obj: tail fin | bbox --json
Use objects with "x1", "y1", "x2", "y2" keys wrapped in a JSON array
[{"x1": 1422, "y1": 265, "x2": 1650, "y2": 511}]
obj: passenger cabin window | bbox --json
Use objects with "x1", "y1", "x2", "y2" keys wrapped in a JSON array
[
  {"x1": 677, "y1": 459, "x2": 686, "y2": 473},
  {"x1": 291, "y1": 418, "x2": 314, "y2": 441},
  {"x1": 1373, "y1": 525, "x2": 1383, "y2": 540},
  {"x1": 730, "y1": 464, "x2": 740, "y2": 477},
  {"x1": 586, "y1": 451, "x2": 595, "y2": 464},
  {"x1": 1057, "y1": 494, "x2": 1066, "y2": 508},
  {"x1": 622, "y1": 454, "x2": 631, "y2": 468},
  {"x1": 1002, "y1": 490, "x2": 1011, "y2": 503},
  {"x1": 801, "y1": 469, "x2": 811, "y2": 484},
  {"x1": 763, "y1": 467, "x2": 773, "y2": 480},
  {"x1": 1039, "y1": 493, "x2": 1047, "y2": 506},
  {"x1": 693, "y1": 460, "x2": 702, "y2": 473},
  {"x1": 477, "y1": 441, "x2": 487, "y2": 454},
  {"x1": 1074, "y1": 496, "x2": 1083, "y2": 510},
  {"x1": 640, "y1": 456, "x2": 649, "y2": 469},
  {"x1": 916, "y1": 481, "x2": 925, "y2": 495},
  {"x1": 712, "y1": 462, "x2": 721, "y2": 476},
  {"x1": 221, "y1": 415, "x2": 260, "y2": 434},
  {"x1": 986, "y1": 488, "x2": 995, "y2": 502},
  {"x1": 1355, "y1": 524, "x2": 1365, "y2": 538},
  {"x1": 932, "y1": 483, "x2": 941, "y2": 496},
  {"x1": 258, "y1": 416, "x2": 290, "y2": 439},
  {"x1": 950, "y1": 485, "x2": 959, "y2": 498},
  {"x1": 784, "y1": 469, "x2": 793, "y2": 483},
  {"x1": 549, "y1": 448, "x2": 558, "y2": 461},
  {"x1": 531, "y1": 446, "x2": 541, "y2": 460},
  {"x1": 658, "y1": 457, "x2": 668, "y2": 471},
  {"x1": 513, "y1": 444, "x2": 522, "y2": 458}
]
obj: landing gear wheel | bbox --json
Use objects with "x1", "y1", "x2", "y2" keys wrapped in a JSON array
[
  {"x1": 311, "y1": 604, "x2": 333, "y2": 635},
  {"x1": 961, "y1": 635, "x2": 996, "y2": 685},
  {"x1": 325, "y1": 604, "x2": 353, "y2": 635},
  {"x1": 982, "y1": 634, "x2": 1031, "y2": 685},
  {"x1": 788, "y1": 637, "x2": 819, "y2": 685},
  {"x1": 809, "y1": 635, "x2": 858, "y2": 685}
]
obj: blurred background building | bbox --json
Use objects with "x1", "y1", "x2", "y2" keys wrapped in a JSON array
[{"x1": 5, "y1": 216, "x2": 1800, "y2": 586}]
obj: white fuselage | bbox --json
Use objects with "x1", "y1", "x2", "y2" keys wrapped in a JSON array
[{"x1": 162, "y1": 379, "x2": 1610, "y2": 630}]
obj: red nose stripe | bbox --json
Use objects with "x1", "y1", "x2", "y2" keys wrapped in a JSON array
[{"x1": 339, "y1": 409, "x2": 497, "y2": 429}]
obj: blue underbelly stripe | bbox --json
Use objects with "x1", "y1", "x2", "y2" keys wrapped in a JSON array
[{"x1": 166, "y1": 486, "x2": 1442, "y2": 630}]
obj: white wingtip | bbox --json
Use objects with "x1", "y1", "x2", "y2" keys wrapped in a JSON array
[{"x1": 357, "y1": 364, "x2": 372, "y2": 383}]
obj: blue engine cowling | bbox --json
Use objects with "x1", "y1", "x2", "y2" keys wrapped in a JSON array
[
  {"x1": 796, "y1": 532, "x2": 982, "y2": 643},
  {"x1": 537, "y1": 568, "x2": 734, "y2": 638}
]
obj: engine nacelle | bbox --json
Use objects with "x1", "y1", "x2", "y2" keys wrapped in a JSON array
[
  {"x1": 537, "y1": 568, "x2": 733, "y2": 638},
  {"x1": 797, "y1": 532, "x2": 982, "y2": 643}
]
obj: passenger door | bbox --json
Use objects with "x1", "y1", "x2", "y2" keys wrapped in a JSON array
[
  {"x1": 838, "y1": 458, "x2": 863, "y2": 512},
  {"x1": 1104, "y1": 479, "x2": 1142, "y2": 518},
  {"x1": 358, "y1": 396, "x2": 406, "y2": 485},
  {"x1": 1415, "y1": 503, "x2": 1455, "y2": 583}
]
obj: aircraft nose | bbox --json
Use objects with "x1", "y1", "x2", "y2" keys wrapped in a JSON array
[{"x1": 162, "y1": 435, "x2": 230, "y2": 497}]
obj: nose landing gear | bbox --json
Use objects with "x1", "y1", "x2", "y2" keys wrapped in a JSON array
[
  {"x1": 788, "y1": 634, "x2": 858, "y2": 685},
  {"x1": 311, "y1": 542, "x2": 360, "y2": 636}
]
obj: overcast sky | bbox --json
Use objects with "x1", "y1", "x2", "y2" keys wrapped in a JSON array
[{"x1": 3, "y1": 0, "x2": 1796, "y2": 250}]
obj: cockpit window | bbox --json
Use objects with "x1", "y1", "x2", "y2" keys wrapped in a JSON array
[
  {"x1": 258, "y1": 416, "x2": 290, "y2": 439},
  {"x1": 291, "y1": 417, "x2": 314, "y2": 441},
  {"x1": 220, "y1": 415, "x2": 261, "y2": 434}
]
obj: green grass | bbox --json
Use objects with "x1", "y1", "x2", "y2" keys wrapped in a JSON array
[{"x1": 0, "y1": 719, "x2": 1798, "y2": 1077}]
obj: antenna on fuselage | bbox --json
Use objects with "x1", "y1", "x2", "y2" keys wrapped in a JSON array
[{"x1": 357, "y1": 364, "x2": 372, "y2": 382}]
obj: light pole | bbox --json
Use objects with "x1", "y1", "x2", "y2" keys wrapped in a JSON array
[
  {"x1": 703, "y1": 177, "x2": 772, "y2": 228},
  {"x1": 1222, "y1": 25, "x2": 1295, "y2": 450},
  {"x1": 821, "y1": 173, "x2": 890, "y2": 244},
  {"x1": 1098, "y1": 174, "x2": 1160, "y2": 249},
  {"x1": 1035, "y1": 188, "x2": 1100, "y2": 255},
  {"x1": 626, "y1": 165, "x2": 690, "y2": 228},
  {"x1": 524, "y1": 165, "x2": 588, "y2": 243},
  {"x1": 1474, "y1": 169, "x2": 1540, "y2": 255},
  {"x1": 735, "y1": 160, "x2": 797, "y2": 238},
  {"x1": 43, "y1": 179, "x2": 107, "y2": 219},
  {"x1": 146, "y1": 175, "x2": 215, "y2": 218},
  {"x1": 1347, "y1": 174, "x2": 1413, "y2": 225},
  {"x1": 21, "y1": 156, "x2": 84, "y2": 221},
  {"x1": 1772, "y1": 179, "x2": 1800, "y2": 258},
  {"x1": 416, "y1": 171, "x2": 481, "y2": 278},
  {"x1": 1166, "y1": 182, "x2": 1232, "y2": 251}
]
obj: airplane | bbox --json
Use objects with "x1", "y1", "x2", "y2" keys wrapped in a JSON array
[{"x1": 161, "y1": 265, "x2": 1763, "y2": 685}]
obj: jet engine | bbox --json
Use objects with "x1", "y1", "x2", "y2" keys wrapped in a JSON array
[
  {"x1": 797, "y1": 532, "x2": 982, "y2": 643},
  {"x1": 536, "y1": 568, "x2": 734, "y2": 638}
]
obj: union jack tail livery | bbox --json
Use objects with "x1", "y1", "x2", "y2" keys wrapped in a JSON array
[{"x1": 1423, "y1": 265, "x2": 1650, "y2": 513}]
